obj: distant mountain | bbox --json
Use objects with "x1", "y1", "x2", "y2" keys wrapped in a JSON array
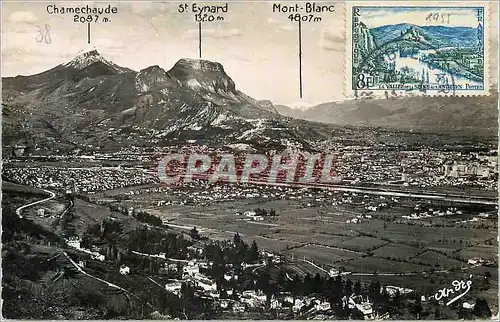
[
  {"x1": 370, "y1": 23, "x2": 479, "y2": 48},
  {"x1": 275, "y1": 93, "x2": 498, "y2": 135},
  {"x1": 1, "y1": 49, "x2": 325, "y2": 152},
  {"x1": 274, "y1": 105, "x2": 307, "y2": 119}
]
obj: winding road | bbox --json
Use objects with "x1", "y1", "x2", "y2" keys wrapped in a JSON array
[
  {"x1": 15, "y1": 189, "x2": 56, "y2": 219},
  {"x1": 62, "y1": 252, "x2": 131, "y2": 296}
]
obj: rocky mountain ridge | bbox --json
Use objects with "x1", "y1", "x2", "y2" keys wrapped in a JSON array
[{"x1": 2, "y1": 50, "x2": 318, "y2": 152}]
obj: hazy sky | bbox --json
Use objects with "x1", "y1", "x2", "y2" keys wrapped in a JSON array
[
  {"x1": 2, "y1": 1, "x2": 497, "y2": 106},
  {"x1": 1, "y1": 1, "x2": 344, "y2": 107}
]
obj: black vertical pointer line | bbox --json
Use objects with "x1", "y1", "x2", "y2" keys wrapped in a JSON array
[
  {"x1": 198, "y1": 21, "x2": 202, "y2": 58},
  {"x1": 87, "y1": 23, "x2": 91, "y2": 44},
  {"x1": 298, "y1": 18, "x2": 303, "y2": 98}
]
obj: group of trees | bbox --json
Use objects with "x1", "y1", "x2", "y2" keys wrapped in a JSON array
[
  {"x1": 190, "y1": 227, "x2": 209, "y2": 241},
  {"x1": 128, "y1": 226, "x2": 191, "y2": 259},
  {"x1": 80, "y1": 220, "x2": 193, "y2": 261},
  {"x1": 190, "y1": 227, "x2": 200, "y2": 240},
  {"x1": 134, "y1": 211, "x2": 163, "y2": 227},
  {"x1": 81, "y1": 219, "x2": 124, "y2": 248},
  {"x1": 60, "y1": 207, "x2": 77, "y2": 237},
  {"x1": 108, "y1": 203, "x2": 163, "y2": 227},
  {"x1": 254, "y1": 208, "x2": 277, "y2": 217},
  {"x1": 203, "y1": 233, "x2": 260, "y2": 266},
  {"x1": 197, "y1": 234, "x2": 261, "y2": 292}
]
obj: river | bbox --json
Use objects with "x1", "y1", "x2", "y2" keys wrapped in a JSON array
[{"x1": 386, "y1": 49, "x2": 482, "y2": 87}]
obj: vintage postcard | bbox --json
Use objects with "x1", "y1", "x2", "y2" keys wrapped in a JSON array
[
  {"x1": 1, "y1": 1, "x2": 498, "y2": 321},
  {"x1": 345, "y1": 1, "x2": 493, "y2": 98}
]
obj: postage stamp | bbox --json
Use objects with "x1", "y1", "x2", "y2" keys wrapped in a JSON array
[{"x1": 345, "y1": 1, "x2": 492, "y2": 97}]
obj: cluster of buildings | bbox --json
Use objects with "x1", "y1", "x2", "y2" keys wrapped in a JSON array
[
  {"x1": 402, "y1": 206, "x2": 462, "y2": 220},
  {"x1": 149, "y1": 181, "x2": 349, "y2": 206},
  {"x1": 308, "y1": 142, "x2": 497, "y2": 191},
  {"x1": 66, "y1": 236, "x2": 105, "y2": 261},
  {"x1": 132, "y1": 242, "x2": 409, "y2": 319},
  {"x1": 4, "y1": 141, "x2": 497, "y2": 194},
  {"x1": 344, "y1": 295, "x2": 375, "y2": 319},
  {"x1": 3, "y1": 166, "x2": 156, "y2": 192},
  {"x1": 400, "y1": 150, "x2": 497, "y2": 190},
  {"x1": 134, "y1": 182, "x2": 406, "y2": 216},
  {"x1": 127, "y1": 248, "x2": 365, "y2": 318},
  {"x1": 442, "y1": 162, "x2": 494, "y2": 178},
  {"x1": 237, "y1": 211, "x2": 265, "y2": 221}
]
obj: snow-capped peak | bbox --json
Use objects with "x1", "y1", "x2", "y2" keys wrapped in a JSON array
[
  {"x1": 64, "y1": 47, "x2": 131, "y2": 73},
  {"x1": 64, "y1": 47, "x2": 111, "y2": 69}
]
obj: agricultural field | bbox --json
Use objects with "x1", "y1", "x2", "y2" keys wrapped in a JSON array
[
  {"x1": 426, "y1": 241, "x2": 468, "y2": 255},
  {"x1": 372, "y1": 244, "x2": 422, "y2": 260},
  {"x1": 270, "y1": 232, "x2": 352, "y2": 246},
  {"x1": 339, "y1": 236, "x2": 388, "y2": 252},
  {"x1": 120, "y1": 190, "x2": 498, "y2": 280},
  {"x1": 252, "y1": 236, "x2": 301, "y2": 253},
  {"x1": 457, "y1": 244, "x2": 499, "y2": 262},
  {"x1": 284, "y1": 244, "x2": 363, "y2": 264},
  {"x1": 283, "y1": 260, "x2": 328, "y2": 277},
  {"x1": 409, "y1": 250, "x2": 466, "y2": 269},
  {"x1": 342, "y1": 257, "x2": 431, "y2": 274},
  {"x1": 2, "y1": 181, "x2": 50, "y2": 195}
]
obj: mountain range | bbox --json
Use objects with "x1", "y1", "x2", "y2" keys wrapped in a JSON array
[
  {"x1": 275, "y1": 92, "x2": 498, "y2": 136},
  {"x1": 2, "y1": 49, "x2": 497, "y2": 154},
  {"x1": 2, "y1": 50, "x2": 332, "y2": 153},
  {"x1": 370, "y1": 23, "x2": 480, "y2": 48}
]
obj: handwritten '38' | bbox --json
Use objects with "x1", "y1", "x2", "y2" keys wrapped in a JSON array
[{"x1": 36, "y1": 24, "x2": 51, "y2": 44}]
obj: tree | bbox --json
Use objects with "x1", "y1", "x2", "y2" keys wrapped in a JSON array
[
  {"x1": 237, "y1": 241, "x2": 248, "y2": 263},
  {"x1": 256, "y1": 272, "x2": 271, "y2": 294},
  {"x1": 351, "y1": 308, "x2": 365, "y2": 320},
  {"x1": 392, "y1": 289, "x2": 402, "y2": 309},
  {"x1": 328, "y1": 275, "x2": 343, "y2": 307},
  {"x1": 313, "y1": 273, "x2": 324, "y2": 296},
  {"x1": 413, "y1": 293, "x2": 423, "y2": 319},
  {"x1": 277, "y1": 270, "x2": 286, "y2": 293},
  {"x1": 343, "y1": 279, "x2": 353, "y2": 297},
  {"x1": 303, "y1": 274, "x2": 314, "y2": 295},
  {"x1": 354, "y1": 280, "x2": 362, "y2": 295},
  {"x1": 473, "y1": 298, "x2": 492, "y2": 318},
  {"x1": 246, "y1": 241, "x2": 259, "y2": 263},
  {"x1": 233, "y1": 232, "x2": 241, "y2": 246},
  {"x1": 434, "y1": 306, "x2": 442, "y2": 320},
  {"x1": 482, "y1": 272, "x2": 491, "y2": 291},
  {"x1": 379, "y1": 286, "x2": 391, "y2": 311},
  {"x1": 190, "y1": 227, "x2": 200, "y2": 241},
  {"x1": 270, "y1": 208, "x2": 277, "y2": 216}
]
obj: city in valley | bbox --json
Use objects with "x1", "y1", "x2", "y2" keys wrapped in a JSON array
[{"x1": 3, "y1": 123, "x2": 498, "y2": 319}]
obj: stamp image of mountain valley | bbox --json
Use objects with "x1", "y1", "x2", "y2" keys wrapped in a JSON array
[{"x1": 353, "y1": 13, "x2": 485, "y2": 90}]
